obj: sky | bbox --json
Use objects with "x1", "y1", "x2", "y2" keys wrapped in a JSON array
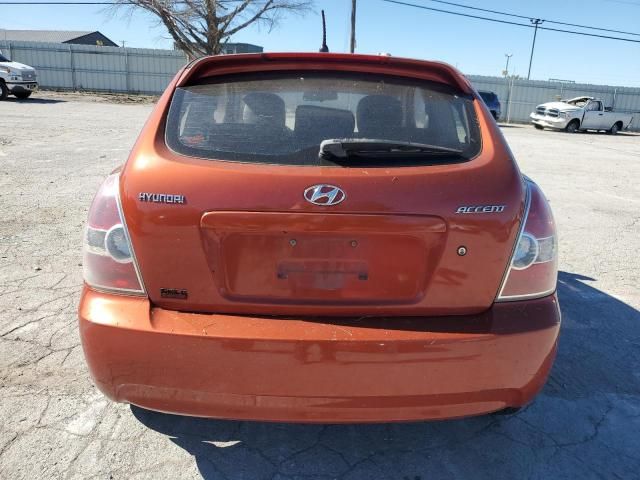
[{"x1": 1, "y1": 0, "x2": 640, "y2": 86}]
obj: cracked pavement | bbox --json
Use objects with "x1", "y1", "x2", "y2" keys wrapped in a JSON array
[{"x1": 1, "y1": 93, "x2": 639, "y2": 479}]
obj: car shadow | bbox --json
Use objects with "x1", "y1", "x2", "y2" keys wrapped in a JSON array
[
  {"x1": 4, "y1": 97, "x2": 65, "y2": 104},
  {"x1": 131, "y1": 271, "x2": 640, "y2": 479},
  {"x1": 536, "y1": 127, "x2": 640, "y2": 136},
  {"x1": 577, "y1": 130, "x2": 639, "y2": 136}
]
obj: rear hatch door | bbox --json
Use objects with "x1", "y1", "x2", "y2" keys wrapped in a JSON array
[{"x1": 121, "y1": 55, "x2": 524, "y2": 316}]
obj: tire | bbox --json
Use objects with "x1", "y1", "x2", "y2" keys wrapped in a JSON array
[
  {"x1": 0, "y1": 81, "x2": 8, "y2": 101},
  {"x1": 491, "y1": 111, "x2": 498, "y2": 121},
  {"x1": 14, "y1": 91, "x2": 32, "y2": 100},
  {"x1": 565, "y1": 120, "x2": 580, "y2": 133},
  {"x1": 609, "y1": 122, "x2": 621, "y2": 135},
  {"x1": 534, "y1": 124, "x2": 544, "y2": 130}
]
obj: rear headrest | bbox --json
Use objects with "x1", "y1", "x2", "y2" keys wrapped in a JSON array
[
  {"x1": 294, "y1": 105, "x2": 355, "y2": 143},
  {"x1": 242, "y1": 92, "x2": 286, "y2": 128},
  {"x1": 424, "y1": 98, "x2": 459, "y2": 146},
  {"x1": 182, "y1": 96, "x2": 218, "y2": 134},
  {"x1": 357, "y1": 95, "x2": 402, "y2": 138}
]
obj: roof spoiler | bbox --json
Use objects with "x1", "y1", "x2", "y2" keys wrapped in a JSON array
[{"x1": 177, "y1": 52, "x2": 474, "y2": 95}]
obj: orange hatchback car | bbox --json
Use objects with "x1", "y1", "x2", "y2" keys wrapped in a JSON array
[{"x1": 78, "y1": 53, "x2": 560, "y2": 423}]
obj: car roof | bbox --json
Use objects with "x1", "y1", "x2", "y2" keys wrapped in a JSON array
[{"x1": 565, "y1": 96, "x2": 596, "y2": 102}]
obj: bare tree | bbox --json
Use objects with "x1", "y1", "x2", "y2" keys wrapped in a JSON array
[{"x1": 114, "y1": 0, "x2": 314, "y2": 58}]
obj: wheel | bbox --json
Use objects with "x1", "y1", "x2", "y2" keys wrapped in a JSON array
[
  {"x1": 0, "y1": 81, "x2": 8, "y2": 101},
  {"x1": 609, "y1": 122, "x2": 621, "y2": 135},
  {"x1": 491, "y1": 111, "x2": 498, "y2": 121},
  {"x1": 14, "y1": 91, "x2": 32, "y2": 100},
  {"x1": 565, "y1": 120, "x2": 579, "y2": 133},
  {"x1": 534, "y1": 124, "x2": 544, "y2": 130}
]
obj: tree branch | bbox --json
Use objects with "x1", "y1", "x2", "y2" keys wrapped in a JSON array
[{"x1": 112, "y1": 0, "x2": 314, "y2": 56}]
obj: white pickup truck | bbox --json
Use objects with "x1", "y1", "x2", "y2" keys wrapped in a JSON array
[
  {"x1": 0, "y1": 50, "x2": 38, "y2": 100},
  {"x1": 530, "y1": 96, "x2": 634, "y2": 134}
]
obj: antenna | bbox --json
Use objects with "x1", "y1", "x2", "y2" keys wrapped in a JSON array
[
  {"x1": 350, "y1": 0, "x2": 356, "y2": 53},
  {"x1": 319, "y1": 9, "x2": 329, "y2": 52}
]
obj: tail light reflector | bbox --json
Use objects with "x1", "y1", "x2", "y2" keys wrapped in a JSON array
[
  {"x1": 497, "y1": 180, "x2": 558, "y2": 301},
  {"x1": 83, "y1": 173, "x2": 145, "y2": 295}
]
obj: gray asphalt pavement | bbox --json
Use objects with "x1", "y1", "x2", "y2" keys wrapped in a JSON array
[{"x1": 1, "y1": 92, "x2": 639, "y2": 479}]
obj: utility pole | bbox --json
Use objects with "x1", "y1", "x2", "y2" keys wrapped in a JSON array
[
  {"x1": 527, "y1": 19, "x2": 543, "y2": 80},
  {"x1": 504, "y1": 53, "x2": 513, "y2": 77},
  {"x1": 350, "y1": 0, "x2": 357, "y2": 53},
  {"x1": 507, "y1": 74, "x2": 515, "y2": 124},
  {"x1": 504, "y1": 53, "x2": 513, "y2": 124}
]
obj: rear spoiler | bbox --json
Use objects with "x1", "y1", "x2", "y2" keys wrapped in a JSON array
[{"x1": 177, "y1": 52, "x2": 474, "y2": 95}]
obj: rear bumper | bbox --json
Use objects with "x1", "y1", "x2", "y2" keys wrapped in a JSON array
[{"x1": 78, "y1": 287, "x2": 560, "y2": 423}]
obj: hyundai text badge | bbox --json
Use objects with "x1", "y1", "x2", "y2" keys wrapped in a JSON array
[
  {"x1": 304, "y1": 184, "x2": 346, "y2": 206},
  {"x1": 138, "y1": 193, "x2": 186, "y2": 204}
]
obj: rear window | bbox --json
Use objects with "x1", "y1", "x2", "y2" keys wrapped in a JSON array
[{"x1": 166, "y1": 72, "x2": 481, "y2": 167}]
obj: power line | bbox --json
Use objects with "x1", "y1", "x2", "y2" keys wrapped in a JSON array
[
  {"x1": 602, "y1": 0, "x2": 640, "y2": 6},
  {"x1": 1, "y1": 0, "x2": 638, "y2": 44},
  {"x1": 0, "y1": 1, "x2": 115, "y2": 3},
  {"x1": 537, "y1": 23, "x2": 640, "y2": 43},
  {"x1": 2, "y1": 0, "x2": 640, "y2": 43},
  {"x1": 382, "y1": 0, "x2": 640, "y2": 44},
  {"x1": 418, "y1": 0, "x2": 640, "y2": 37}
]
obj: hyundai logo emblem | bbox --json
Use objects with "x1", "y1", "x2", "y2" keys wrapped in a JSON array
[{"x1": 303, "y1": 184, "x2": 346, "y2": 206}]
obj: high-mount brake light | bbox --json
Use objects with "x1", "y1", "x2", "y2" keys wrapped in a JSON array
[
  {"x1": 497, "y1": 180, "x2": 558, "y2": 301},
  {"x1": 82, "y1": 174, "x2": 145, "y2": 295}
]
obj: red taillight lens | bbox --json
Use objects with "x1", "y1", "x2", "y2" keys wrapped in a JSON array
[
  {"x1": 497, "y1": 180, "x2": 557, "y2": 301},
  {"x1": 83, "y1": 174, "x2": 145, "y2": 295}
]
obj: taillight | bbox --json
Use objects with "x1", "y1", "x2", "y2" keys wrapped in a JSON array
[
  {"x1": 83, "y1": 173, "x2": 145, "y2": 295},
  {"x1": 497, "y1": 180, "x2": 557, "y2": 301}
]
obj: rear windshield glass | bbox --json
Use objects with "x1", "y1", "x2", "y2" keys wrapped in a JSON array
[
  {"x1": 0, "y1": 53, "x2": 10, "y2": 62},
  {"x1": 166, "y1": 72, "x2": 481, "y2": 167}
]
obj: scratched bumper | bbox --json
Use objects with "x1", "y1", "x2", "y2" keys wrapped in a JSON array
[{"x1": 79, "y1": 287, "x2": 560, "y2": 423}]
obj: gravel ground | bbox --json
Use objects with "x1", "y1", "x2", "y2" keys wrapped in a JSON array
[{"x1": 1, "y1": 93, "x2": 639, "y2": 479}]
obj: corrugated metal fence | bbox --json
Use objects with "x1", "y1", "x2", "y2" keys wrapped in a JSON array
[
  {"x1": 1, "y1": 40, "x2": 639, "y2": 130},
  {"x1": 469, "y1": 74, "x2": 640, "y2": 131},
  {"x1": 0, "y1": 40, "x2": 187, "y2": 94}
]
